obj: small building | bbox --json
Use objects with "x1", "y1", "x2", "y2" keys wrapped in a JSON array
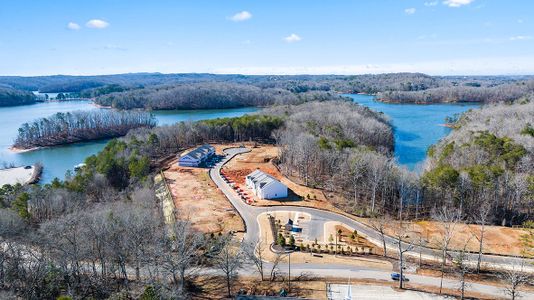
[
  {"x1": 178, "y1": 144, "x2": 215, "y2": 167},
  {"x1": 285, "y1": 219, "x2": 294, "y2": 231},
  {"x1": 245, "y1": 170, "x2": 288, "y2": 199}
]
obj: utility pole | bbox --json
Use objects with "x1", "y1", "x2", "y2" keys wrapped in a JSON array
[
  {"x1": 419, "y1": 235, "x2": 423, "y2": 268},
  {"x1": 288, "y1": 251, "x2": 291, "y2": 293}
]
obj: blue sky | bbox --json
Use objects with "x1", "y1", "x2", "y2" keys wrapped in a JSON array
[{"x1": 0, "y1": 0, "x2": 532, "y2": 75}]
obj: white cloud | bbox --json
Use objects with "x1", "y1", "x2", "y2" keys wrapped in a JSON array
[
  {"x1": 510, "y1": 35, "x2": 532, "y2": 41},
  {"x1": 424, "y1": 1, "x2": 439, "y2": 6},
  {"x1": 517, "y1": 19, "x2": 524, "y2": 24},
  {"x1": 404, "y1": 8, "x2": 416, "y2": 15},
  {"x1": 443, "y1": 0, "x2": 475, "y2": 7},
  {"x1": 67, "y1": 22, "x2": 80, "y2": 30},
  {"x1": 229, "y1": 11, "x2": 252, "y2": 22},
  {"x1": 284, "y1": 33, "x2": 302, "y2": 43},
  {"x1": 86, "y1": 19, "x2": 110, "y2": 29}
]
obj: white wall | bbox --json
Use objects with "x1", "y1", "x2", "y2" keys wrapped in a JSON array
[{"x1": 261, "y1": 182, "x2": 288, "y2": 199}]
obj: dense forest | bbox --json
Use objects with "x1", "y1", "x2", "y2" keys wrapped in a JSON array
[
  {"x1": 265, "y1": 101, "x2": 412, "y2": 216},
  {"x1": 256, "y1": 102, "x2": 424, "y2": 217},
  {"x1": 93, "y1": 82, "x2": 346, "y2": 110},
  {"x1": 13, "y1": 110, "x2": 156, "y2": 149},
  {"x1": 0, "y1": 87, "x2": 36, "y2": 107},
  {"x1": 1, "y1": 72, "x2": 530, "y2": 93},
  {"x1": 79, "y1": 84, "x2": 132, "y2": 98},
  {"x1": 378, "y1": 80, "x2": 534, "y2": 104},
  {"x1": 1, "y1": 73, "x2": 534, "y2": 108},
  {"x1": 423, "y1": 99, "x2": 534, "y2": 226}
]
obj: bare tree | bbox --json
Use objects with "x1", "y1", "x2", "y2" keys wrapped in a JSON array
[
  {"x1": 213, "y1": 236, "x2": 243, "y2": 297},
  {"x1": 472, "y1": 200, "x2": 492, "y2": 273},
  {"x1": 40, "y1": 211, "x2": 86, "y2": 293},
  {"x1": 243, "y1": 240, "x2": 267, "y2": 281},
  {"x1": 0, "y1": 210, "x2": 26, "y2": 289},
  {"x1": 161, "y1": 220, "x2": 203, "y2": 296},
  {"x1": 369, "y1": 214, "x2": 391, "y2": 257},
  {"x1": 432, "y1": 206, "x2": 461, "y2": 294},
  {"x1": 454, "y1": 238, "x2": 473, "y2": 300},
  {"x1": 268, "y1": 252, "x2": 286, "y2": 282},
  {"x1": 393, "y1": 222, "x2": 414, "y2": 289},
  {"x1": 500, "y1": 260, "x2": 531, "y2": 300},
  {"x1": 367, "y1": 155, "x2": 390, "y2": 214}
]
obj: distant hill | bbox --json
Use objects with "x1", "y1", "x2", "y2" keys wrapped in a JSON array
[
  {"x1": 0, "y1": 72, "x2": 533, "y2": 106},
  {"x1": 0, "y1": 87, "x2": 36, "y2": 107}
]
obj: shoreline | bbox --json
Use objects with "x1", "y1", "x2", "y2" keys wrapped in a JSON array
[
  {"x1": 0, "y1": 164, "x2": 41, "y2": 186},
  {"x1": 9, "y1": 146, "x2": 42, "y2": 153},
  {"x1": 90, "y1": 102, "x2": 112, "y2": 109}
]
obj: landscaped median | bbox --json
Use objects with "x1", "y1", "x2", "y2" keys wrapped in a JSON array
[{"x1": 256, "y1": 210, "x2": 393, "y2": 270}]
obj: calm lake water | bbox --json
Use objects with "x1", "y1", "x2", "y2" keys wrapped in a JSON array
[
  {"x1": 0, "y1": 101, "x2": 257, "y2": 183},
  {"x1": 347, "y1": 94, "x2": 480, "y2": 170},
  {"x1": 1, "y1": 96, "x2": 479, "y2": 183}
]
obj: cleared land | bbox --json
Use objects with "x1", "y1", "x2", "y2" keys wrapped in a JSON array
[
  {"x1": 163, "y1": 148, "x2": 244, "y2": 234},
  {"x1": 0, "y1": 166, "x2": 35, "y2": 186},
  {"x1": 359, "y1": 218, "x2": 528, "y2": 257},
  {"x1": 222, "y1": 145, "x2": 343, "y2": 212}
]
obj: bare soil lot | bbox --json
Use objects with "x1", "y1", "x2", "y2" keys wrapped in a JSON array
[
  {"x1": 222, "y1": 145, "x2": 344, "y2": 212},
  {"x1": 163, "y1": 154, "x2": 244, "y2": 234},
  {"x1": 359, "y1": 218, "x2": 528, "y2": 256}
]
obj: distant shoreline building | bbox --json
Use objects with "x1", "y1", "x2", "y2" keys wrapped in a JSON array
[
  {"x1": 245, "y1": 169, "x2": 288, "y2": 199},
  {"x1": 178, "y1": 144, "x2": 215, "y2": 167}
]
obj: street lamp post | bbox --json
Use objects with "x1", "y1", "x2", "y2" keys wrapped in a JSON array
[{"x1": 288, "y1": 251, "x2": 291, "y2": 293}]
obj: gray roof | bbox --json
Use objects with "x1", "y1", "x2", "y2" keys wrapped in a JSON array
[
  {"x1": 180, "y1": 144, "x2": 214, "y2": 160},
  {"x1": 246, "y1": 170, "x2": 285, "y2": 189}
]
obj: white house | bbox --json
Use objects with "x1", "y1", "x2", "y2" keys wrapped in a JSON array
[
  {"x1": 245, "y1": 169, "x2": 288, "y2": 199},
  {"x1": 178, "y1": 144, "x2": 215, "y2": 167}
]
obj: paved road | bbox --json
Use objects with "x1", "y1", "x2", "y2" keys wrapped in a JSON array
[{"x1": 209, "y1": 147, "x2": 534, "y2": 298}]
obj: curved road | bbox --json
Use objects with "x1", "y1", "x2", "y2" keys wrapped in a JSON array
[{"x1": 209, "y1": 147, "x2": 534, "y2": 298}]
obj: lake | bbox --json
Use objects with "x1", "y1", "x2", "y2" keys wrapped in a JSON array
[
  {"x1": 0, "y1": 101, "x2": 257, "y2": 183},
  {"x1": 347, "y1": 94, "x2": 480, "y2": 170},
  {"x1": 0, "y1": 96, "x2": 480, "y2": 183}
]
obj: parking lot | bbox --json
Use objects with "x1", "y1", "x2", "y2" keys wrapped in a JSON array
[{"x1": 327, "y1": 284, "x2": 446, "y2": 300}]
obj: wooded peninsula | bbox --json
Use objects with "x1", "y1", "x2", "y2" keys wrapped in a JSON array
[{"x1": 13, "y1": 110, "x2": 156, "y2": 149}]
